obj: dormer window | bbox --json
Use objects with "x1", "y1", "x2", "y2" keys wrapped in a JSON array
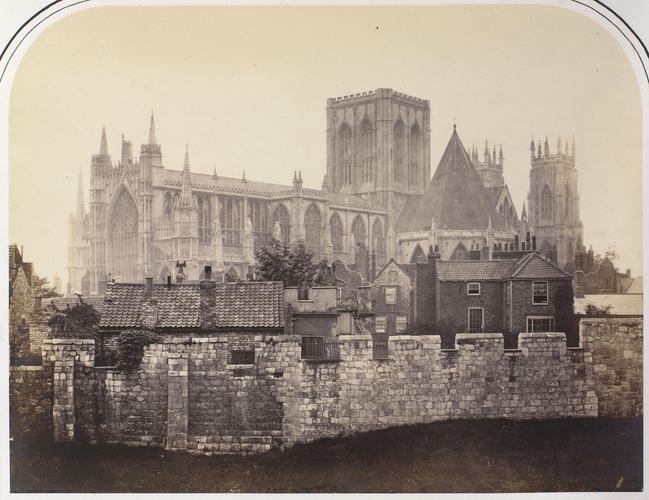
[{"x1": 467, "y1": 282, "x2": 481, "y2": 295}]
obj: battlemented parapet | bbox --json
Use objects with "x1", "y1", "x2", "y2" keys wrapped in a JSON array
[{"x1": 28, "y1": 331, "x2": 596, "y2": 453}]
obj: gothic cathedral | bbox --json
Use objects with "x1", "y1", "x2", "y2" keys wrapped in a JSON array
[{"x1": 66, "y1": 88, "x2": 583, "y2": 294}]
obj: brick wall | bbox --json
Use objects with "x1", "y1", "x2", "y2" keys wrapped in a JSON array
[
  {"x1": 438, "y1": 281, "x2": 504, "y2": 332},
  {"x1": 580, "y1": 317, "x2": 643, "y2": 417}
]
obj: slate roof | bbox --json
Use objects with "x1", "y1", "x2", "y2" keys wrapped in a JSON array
[
  {"x1": 99, "y1": 281, "x2": 284, "y2": 330},
  {"x1": 436, "y1": 260, "x2": 517, "y2": 281},
  {"x1": 397, "y1": 127, "x2": 504, "y2": 233},
  {"x1": 575, "y1": 294, "x2": 643, "y2": 316},
  {"x1": 504, "y1": 252, "x2": 571, "y2": 280}
]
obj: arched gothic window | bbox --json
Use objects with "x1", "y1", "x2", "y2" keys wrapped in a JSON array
[
  {"x1": 408, "y1": 123, "x2": 421, "y2": 188},
  {"x1": 272, "y1": 204, "x2": 290, "y2": 246},
  {"x1": 564, "y1": 186, "x2": 572, "y2": 221},
  {"x1": 329, "y1": 213, "x2": 343, "y2": 252},
  {"x1": 304, "y1": 204, "x2": 322, "y2": 248},
  {"x1": 221, "y1": 198, "x2": 241, "y2": 246},
  {"x1": 198, "y1": 197, "x2": 211, "y2": 243},
  {"x1": 541, "y1": 185, "x2": 553, "y2": 220},
  {"x1": 358, "y1": 119, "x2": 374, "y2": 184},
  {"x1": 450, "y1": 242, "x2": 470, "y2": 261},
  {"x1": 163, "y1": 192, "x2": 173, "y2": 217},
  {"x1": 372, "y1": 218, "x2": 385, "y2": 258},
  {"x1": 410, "y1": 244, "x2": 427, "y2": 263},
  {"x1": 393, "y1": 120, "x2": 405, "y2": 184},
  {"x1": 351, "y1": 216, "x2": 366, "y2": 249},
  {"x1": 107, "y1": 187, "x2": 138, "y2": 282},
  {"x1": 338, "y1": 123, "x2": 352, "y2": 186},
  {"x1": 249, "y1": 199, "x2": 267, "y2": 249}
]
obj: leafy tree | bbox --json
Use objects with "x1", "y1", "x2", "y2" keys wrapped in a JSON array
[
  {"x1": 48, "y1": 299, "x2": 99, "y2": 339},
  {"x1": 31, "y1": 274, "x2": 61, "y2": 298},
  {"x1": 115, "y1": 330, "x2": 160, "y2": 372},
  {"x1": 253, "y1": 239, "x2": 333, "y2": 290}
]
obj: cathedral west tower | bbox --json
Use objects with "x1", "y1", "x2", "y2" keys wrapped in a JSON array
[{"x1": 527, "y1": 136, "x2": 583, "y2": 269}]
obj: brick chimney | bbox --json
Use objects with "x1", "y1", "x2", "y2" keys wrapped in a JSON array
[{"x1": 144, "y1": 276, "x2": 154, "y2": 299}]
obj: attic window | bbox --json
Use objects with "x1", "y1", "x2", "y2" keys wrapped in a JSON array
[{"x1": 467, "y1": 282, "x2": 481, "y2": 295}]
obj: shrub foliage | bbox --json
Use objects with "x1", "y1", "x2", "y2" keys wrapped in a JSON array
[{"x1": 116, "y1": 330, "x2": 160, "y2": 372}]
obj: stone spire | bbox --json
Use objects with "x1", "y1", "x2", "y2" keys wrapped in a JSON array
[
  {"x1": 521, "y1": 202, "x2": 527, "y2": 222},
  {"x1": 498, "y1": 144, "x2": 503, "y2": 165},
  {"x1": 148, "y1": 111, "x2": 157, "y2": 145},
  {"x1": 544, "y1": 136, "x2": 550, "y2": 157},
  {"x1": 484, "y1": 140, "x2": 490, "y2": 164},
  {"x1": 99, "y1": 126, "x2": 108, "y2": 155},
  {"x1": 75, "y1": 169, "x2": 85, "y2": 218},
  {"x1": 180, "y1": 144, "x2": 193, "y2": 207}
]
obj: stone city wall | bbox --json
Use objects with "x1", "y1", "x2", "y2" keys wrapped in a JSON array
[
  {"x1": 580, "y1": 317, "x2": 643, "y2": 417},
  {"x1": 27, "y1": 330, "x2": 600, "y2": 454}
]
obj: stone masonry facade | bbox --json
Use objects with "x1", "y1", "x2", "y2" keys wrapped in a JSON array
[
  {"x1": 580, "y1": 318, "x2": 643, "y2": 417},
  {"x1": 10, "y1": 318, "x2": 641, "y2": 453}
]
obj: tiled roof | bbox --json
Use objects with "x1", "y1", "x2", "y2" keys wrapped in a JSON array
[
  {"x1": 99, "y1": 281, "x2": 284, "y2": 330},
  {"x1": 575, "y1": 294, "x2": 643, "y2": 316},
  {"x1": 203, "y1": 281, "x2": 284, "y2": 329},
  {"x1": 44, "y1": 295, "x2": 105, "y2": 314},
  {"x1": 436, "y1": 260, "x2": 517, "y2": 281},
  {"x1": 504, "y1": 253, "x2": 571, "y2": 280},
  {"x1": 397, "y1": 128, "x2": 505, "y2": 233},
  {"x1": 9, "y1": 245, "x2": 22, "y2": 291}
]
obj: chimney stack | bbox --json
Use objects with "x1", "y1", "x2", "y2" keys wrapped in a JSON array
[
  {"x1": 204, "y1": 265, "x2": 213, "y2": 281},
  {"x1": 166, "y1": 275, "x2": 172, "y2": 287},
  {"x1": 144, "y1": 276, "x2": 154, "y2": 298}
]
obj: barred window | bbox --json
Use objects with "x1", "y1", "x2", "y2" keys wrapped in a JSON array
[
  {"x1": 301, "y1": 336, "x2": 325, "y2": 359},
  {"x1": 533, "y1": 281, "x2": 548, "y2": 304},
  {"x1": 231, "y1": 350, "x2": 254, "y2": 365}
]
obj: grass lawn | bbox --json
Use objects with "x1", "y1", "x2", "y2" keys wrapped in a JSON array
[{"x1": 10, "y1": 417, "x2": 642, "y2": 493}]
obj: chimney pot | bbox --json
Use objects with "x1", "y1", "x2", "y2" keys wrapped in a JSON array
[{"x1": 166, "y1": 275, "x2": 172, "y2": 287}]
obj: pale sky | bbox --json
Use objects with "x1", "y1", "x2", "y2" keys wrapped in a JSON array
[{"x1": 8, "y1": 4, "x2": 643, "y2": 283}]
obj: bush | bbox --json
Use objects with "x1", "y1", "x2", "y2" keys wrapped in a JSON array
[
  {"x1": 584, "y1": 303, "x2": 613, "y2": 317},
  {"x1": 115, "y1": 330, "x2": 160, "y2": 372}
]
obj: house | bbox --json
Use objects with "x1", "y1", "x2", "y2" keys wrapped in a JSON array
[
  {"x1": 9, "y1": 245, "x2": 35, "y2": 359},
  {"x1": 413, "y1": 252, "x2": 576, "y2": 347},
  {"x1": 371, "y1": 259, "x2": 417, "y2": 336},
  {"x1": 98, "y1": 270, "x2": 285, "y2": 364}
]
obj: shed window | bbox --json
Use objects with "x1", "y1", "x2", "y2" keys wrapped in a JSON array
[
  {"x1": 231, "y1": 350, "x2": 254, "y2": 365},
  {"x1": 533, "y1": 281, "x2": 549, "y2": 304},
  {"x1": 467, "y1": 282, "x2": 481, "y2": 295}
]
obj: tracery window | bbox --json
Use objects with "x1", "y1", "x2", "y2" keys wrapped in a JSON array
[
  {"x1": 358, "y1": 119, "x2": 374, "y2": 184},
  {"x1": 541, "y1": 185, "x2": 553, "y2": 220},
  {"x1": 338, "y1": 123, "x2": 352, "y2": 186},
  {"x1": 163, "y1": 191, "x2": 173, "y2": 217},
  {"x1": 351, "y1": 216, "x2": 366, "y2": 250},
  {"x1": 393, "y1": 120, "x2": 405, "y2": 184},
  {"x1": 272, "y1": 204, "x2": 290, "y2": 246},
  {"x1": 107, "y1": 187, "x2": 138, "y2": 282},
  {"x1": 372, "y1": 218, "x2": 385, "y2": 259},
  {"x1": 304, "y1": 204, "x2": 322, "y2": 248},
  {"x1": 329, "y1": 213, "x2": 343, "y2": 252},
  {"x1": 221, "y1": 198, "x2": 241, "y2": 246},
  {"x1": 197, "y1": 196, "x2": 211, "y2": 243},
  {"x1": 408, "y1": 123, "x2": 421, "y2": 188}
]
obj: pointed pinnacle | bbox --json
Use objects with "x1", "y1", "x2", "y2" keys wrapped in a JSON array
[
  {"x1": 148, "y1": 111, "x2": 157, "y2": 145},
  {"x1": 99, "y1": 127, "x2": 108, "y2": 155}
]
